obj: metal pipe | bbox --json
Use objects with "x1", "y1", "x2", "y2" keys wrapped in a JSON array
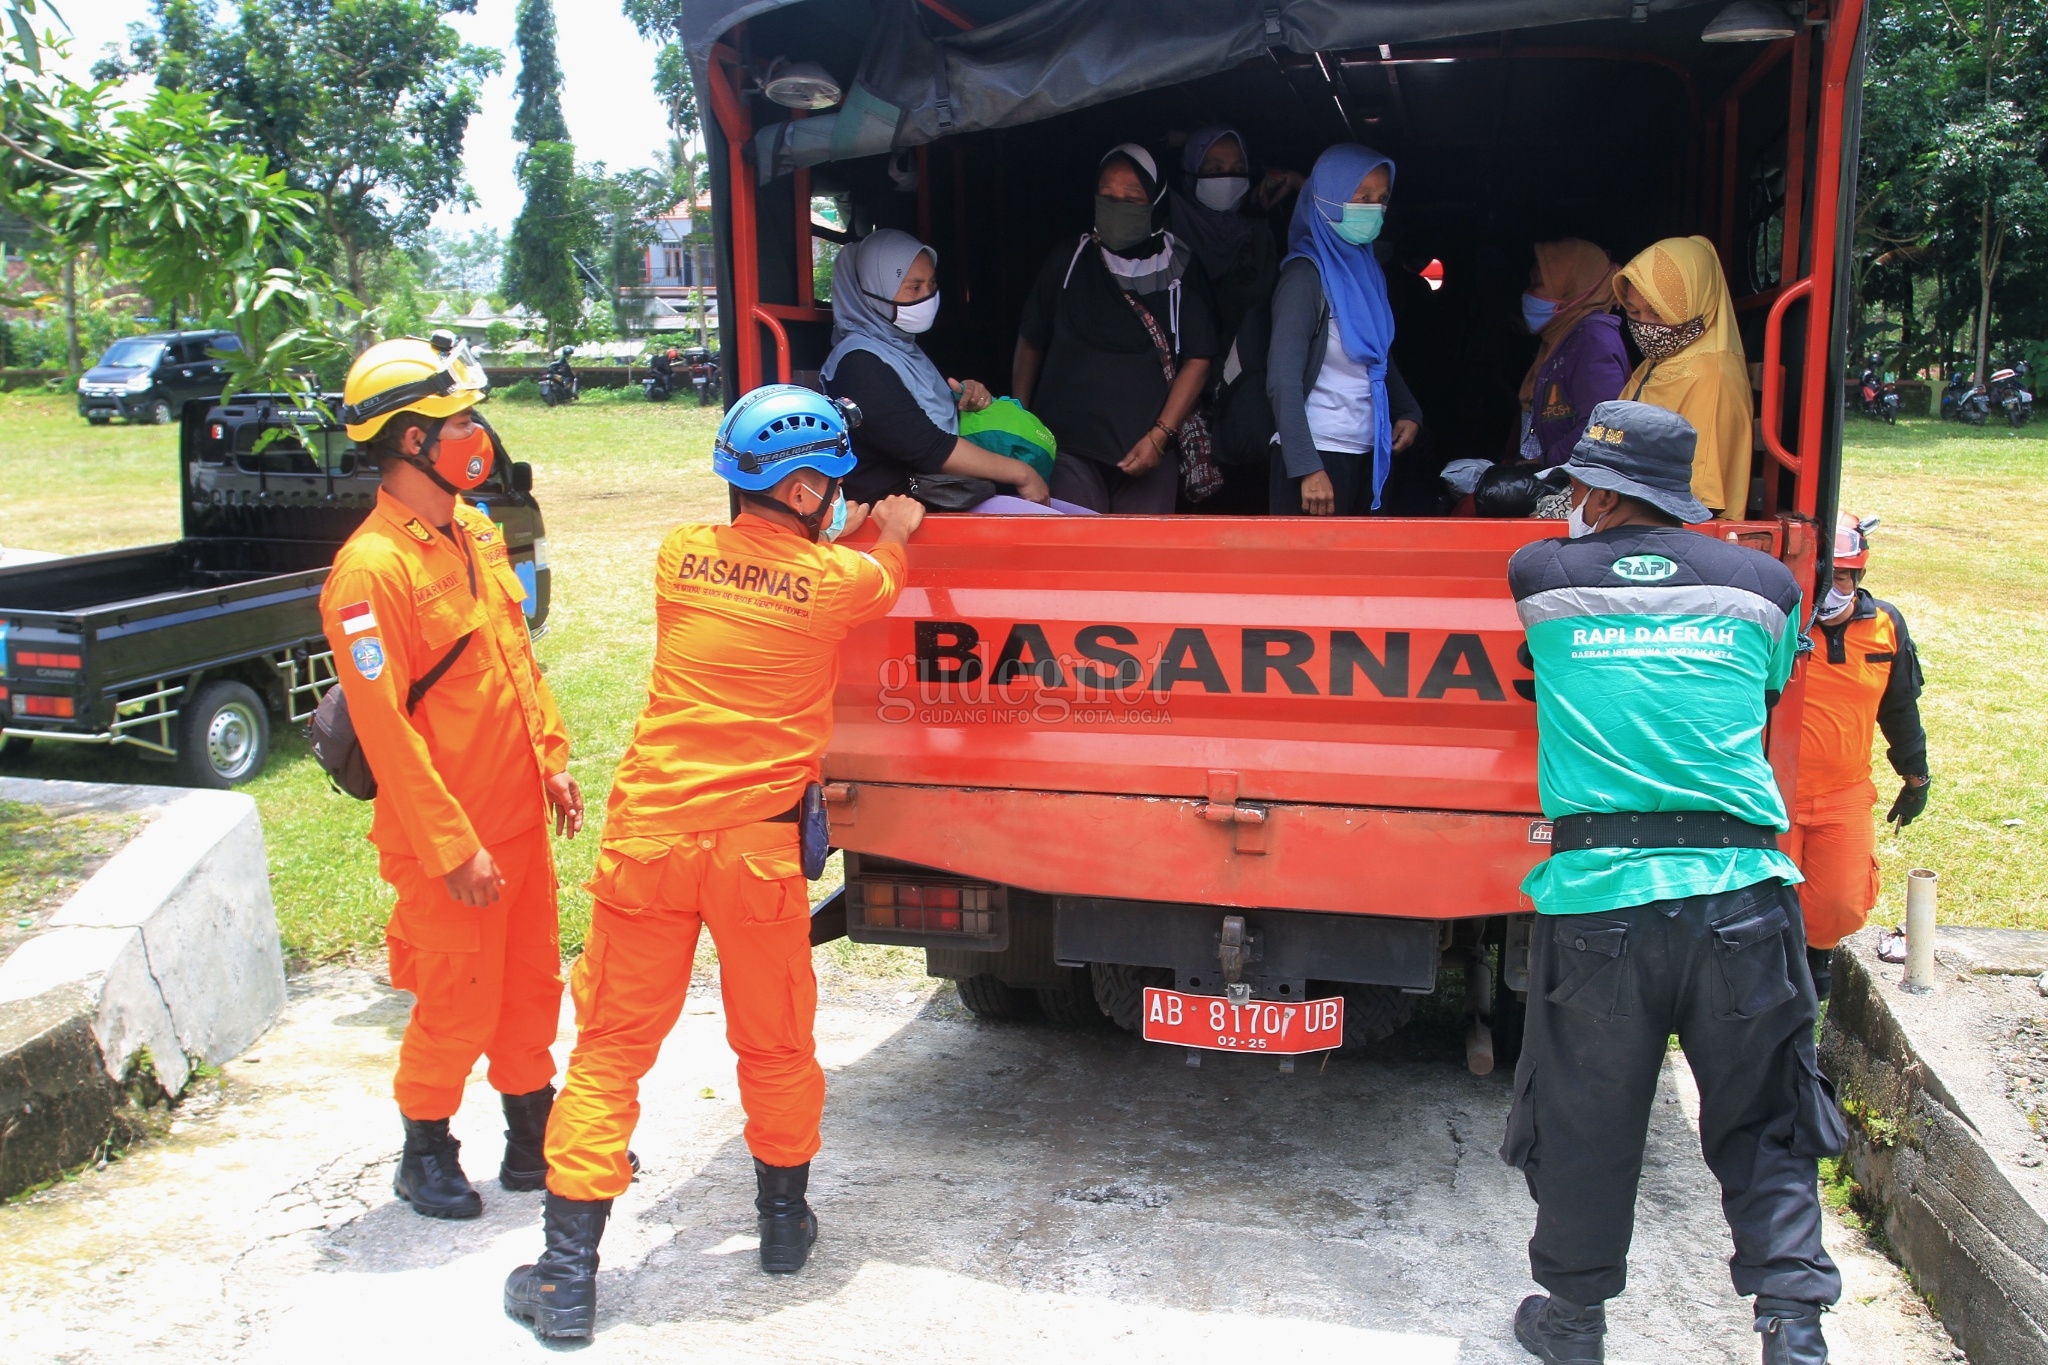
[{"x1": 1904, "y1": 867, "x2": 1937, "y2": 991}]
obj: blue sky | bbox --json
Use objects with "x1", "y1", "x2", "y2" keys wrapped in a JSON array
[{"x1": 50, "y1": 0, "x2": 678, "y2": 235}]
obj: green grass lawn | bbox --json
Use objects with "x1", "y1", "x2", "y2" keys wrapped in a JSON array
[{"x1": 3, "y1": 389, "x2": 2044, "y2": 960}]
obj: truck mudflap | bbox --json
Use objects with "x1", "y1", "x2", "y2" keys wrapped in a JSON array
[{"x1": 824, "y1": 781, "x2": 1543, "y2": 920}]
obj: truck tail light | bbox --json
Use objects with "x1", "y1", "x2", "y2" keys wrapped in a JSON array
[
  {"x1": 851, "y1": 879, "x2": 996, "y2": 934},
  {"x1": 16, "y1": 651, "x2": 82, "y2": 672},
  {"x1": 14, "y1": 694, "x2": 76, "y2": 718}
]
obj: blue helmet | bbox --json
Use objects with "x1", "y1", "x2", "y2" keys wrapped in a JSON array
[{"x1": 713, "y1": 384, "x2": 860, "y2": 491}]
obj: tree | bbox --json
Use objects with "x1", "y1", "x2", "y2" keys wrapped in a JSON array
[
  {"x1": 111, "y1": 0, "x2": 500, "y2": 327},
  {"x1": 503, "y1": 0, "x2": 593, "y2": 346},
  {"x1": 512, "y1": 0, "x2": 567, "y2": 144},
  {"x1": 426, "y1": 225, "x2": 502, "y2": 298},
  {"x1": 620, "y1": 0, "x2": 698, "y2": 141},
  {"x1": 504, "y1": 142, "x2": 598, "y2": 347},
  {"x1": 1857, "y1": 0, "x2": 2048, "y2": 385},
  {"x1": 2, "y1": 13, "x2": 364, "y2": 395}
]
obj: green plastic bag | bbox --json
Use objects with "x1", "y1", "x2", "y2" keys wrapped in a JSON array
[{"x1": 958, "y1": 397, "x2": 1056, "y2": 482}]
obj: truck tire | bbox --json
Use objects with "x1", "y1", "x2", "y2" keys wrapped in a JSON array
[
  {"x1": 1035, "y1": 967, "x2": 1107, "y2": 1027},
  {"x1": 176, "y1": 680, "x2": 270, "y2": 788},
  {"x1": 141, "y1": 399, "x2": 173, "y2": 426},
  {"x1": 86, "y1": 412, "x2": 112, "y2": 426},
  {"x1": 1318, "y1": 982, "x2": 1419, "y2": 1049},
  {"x1": 1090, "y1": 962, "x2": 1172, "y2": 1033},
  {"x1": 954, "y1": 974, "x2": 1033, "y2": 1021},
  {"x1": 0, "y1": 735, "x2": 30, "y2": 761}
]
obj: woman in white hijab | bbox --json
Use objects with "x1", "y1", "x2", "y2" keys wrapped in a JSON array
[{"x1": 822, "y1": 229, "x2": 1078, "y2": 514}]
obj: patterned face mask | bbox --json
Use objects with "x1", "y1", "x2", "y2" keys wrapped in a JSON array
[{"x1": 1627, "y1": 314, "x2": 1705, "y2": 360}]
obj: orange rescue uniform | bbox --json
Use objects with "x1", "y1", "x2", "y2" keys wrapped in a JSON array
[
  {"x1": 1788, "y1": 593, "x2": 1926, "y2": 950},
  {"x1": 319, "y1": 490, "x2": 572, "y2": 1119},
  {"x1": 546, "y1": 514, "x2": 907, "y2": 1203}
]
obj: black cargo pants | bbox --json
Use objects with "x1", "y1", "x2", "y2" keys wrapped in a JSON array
[{"x1": 1498, "y1": 878, "x2": 1847, "y2": 1308}]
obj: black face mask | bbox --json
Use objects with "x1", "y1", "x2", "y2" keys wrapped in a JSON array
[{"x1": 1094, "y1": 196, "x2": 1156, "y2": 253}]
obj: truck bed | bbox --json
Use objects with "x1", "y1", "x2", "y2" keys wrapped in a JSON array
[
  {"x1": 1, "y1": 540, "x2": 332, "y2": 727},
  {"x1": 0, "y1": 539, "x2": 336, "y2": 614}
]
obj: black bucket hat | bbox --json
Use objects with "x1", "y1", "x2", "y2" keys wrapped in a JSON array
[{"x1": 1538, "y1": 400, "x2": 1712, "y2": 524}]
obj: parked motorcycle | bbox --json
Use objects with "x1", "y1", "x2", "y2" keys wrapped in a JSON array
[
  {"x1": 1941, "y1": 373, "x2": 1989, "y2": 426},
  {"x1": 682, "y1": 346, "x2": 720, "y2": 407},
  {"x1": 1858, "y1": 362, "x2": 1900, "y2": 424},
  {"x1": 538, "y1": 347, "x2": 579, "y2": 407},
  {"x1": 1989, "y1": 361, "x2": 2033, "y2": 427}
]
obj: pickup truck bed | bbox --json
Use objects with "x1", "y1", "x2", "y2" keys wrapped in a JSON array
[{"x1": 1, "y1": 395, "x2": 550, "y2": 786}]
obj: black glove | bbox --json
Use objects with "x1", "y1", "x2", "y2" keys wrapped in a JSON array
[{"x1": 1888, "y1": 777, "x2": 1931, "y2": 828}]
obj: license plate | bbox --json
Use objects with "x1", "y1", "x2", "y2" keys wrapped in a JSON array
[{"x1": 1140, "y1": 986, "x2": 1344, "y2": 1054}]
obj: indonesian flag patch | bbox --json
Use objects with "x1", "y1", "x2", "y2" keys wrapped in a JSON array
[{"x1": 338, "y1": 600, "x2": 378, "y2": 635}]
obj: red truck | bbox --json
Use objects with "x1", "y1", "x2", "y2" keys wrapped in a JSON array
[{"x1": 686, "y1": 0, "x2": 1860, "y2": 1068}]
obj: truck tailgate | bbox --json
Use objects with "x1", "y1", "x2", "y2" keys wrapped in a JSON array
[{"x1": 830, "y1": 516, "x2": 1552, "y2": 813}]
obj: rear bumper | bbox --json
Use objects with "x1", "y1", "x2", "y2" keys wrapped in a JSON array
[{"x1": 824, "y1": 782, "x2": 1545, "y2": 919}]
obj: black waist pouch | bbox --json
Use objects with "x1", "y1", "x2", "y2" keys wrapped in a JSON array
[{"x1": 800, "y1": 781, "x2": 830, "y2": 880}]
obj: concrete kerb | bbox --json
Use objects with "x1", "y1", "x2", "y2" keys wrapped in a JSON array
[
  {"x1": 1820, "y1": 926, "x2": 2048, "y2": 1365},
  {"x1": 0, "y1": 777, "x2": 287, "y2": 1197}
]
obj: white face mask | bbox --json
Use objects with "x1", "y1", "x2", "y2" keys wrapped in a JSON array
[
  {"x1": 894, "y1": 292, "x2": 940, "y2": 334},
  {"x1": 1820, "y1": 585, "x2": 1856, "y2": 618},
  {"x1": 1194, "y1": 176, "x2": 1250, "y2": 212},
  {"x1": 1567, "y1": 496, "x2": 1598, "y2": 539}
]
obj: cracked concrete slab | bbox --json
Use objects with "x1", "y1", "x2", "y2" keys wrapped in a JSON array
[{"x1": 0, "y1": 963, "x2": 1956, "y2": 1363}]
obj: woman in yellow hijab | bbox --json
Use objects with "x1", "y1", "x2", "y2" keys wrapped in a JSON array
[{"x1": 1614, "y1": 236, "x2": 1752, "y2": 518}]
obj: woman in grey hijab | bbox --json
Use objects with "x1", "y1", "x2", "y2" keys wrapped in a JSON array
[{"x1": 821, "y1": 229, "x2": 1072, "y2": 513}]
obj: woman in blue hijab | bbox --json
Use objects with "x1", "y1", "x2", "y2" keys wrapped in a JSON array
[{"x1": 1264, "y1": 144, "x2": 1423, "y2": 515}]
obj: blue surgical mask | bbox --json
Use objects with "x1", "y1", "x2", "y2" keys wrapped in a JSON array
[
  {"x1": 1332, "y1": 201, "x2": 1385, "y2": 245},
  {"x1": 822, "y1": 489, "x2": 849, "y2": 542},
  {"x1": 1522, "y1": 292, "x2": 1558, "y2": 334}
]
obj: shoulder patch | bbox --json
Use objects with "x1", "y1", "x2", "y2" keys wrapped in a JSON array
[
  {"x1": 350, "y1": 637, "x2": 386, "y2": 680},
  {"x1": 402, "y1": 518, "x2": 434, "y2": 544},
  {"x1": 1610, "y1": 553, "x2": 1678, "y2": 583}
]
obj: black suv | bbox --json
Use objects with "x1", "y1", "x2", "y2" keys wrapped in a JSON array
[{"x1": 76, "y1": 330, "x2": 243, "y2": 425}]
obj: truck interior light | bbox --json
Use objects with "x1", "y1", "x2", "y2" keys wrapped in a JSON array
[
  {"x1": 763, "y1": 58, "x2": 842, "y2": 110},
  {"x1": 1701, "y1": 0, "x2": 1798, "y2": 41}
]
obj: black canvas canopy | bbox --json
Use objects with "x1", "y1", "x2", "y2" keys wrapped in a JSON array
[{"x1": 686, "y1": 0, "x2": 1720, "y2": 172}]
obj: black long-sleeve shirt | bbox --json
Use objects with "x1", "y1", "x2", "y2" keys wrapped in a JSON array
[{"x1": 822, "y1": 350, "x2": 958, "y2": 505}]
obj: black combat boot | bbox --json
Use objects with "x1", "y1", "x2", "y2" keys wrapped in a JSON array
[
  {"x1": 754, "y1": 1158, "x2": 819, "y2": 1275},
  {"x1": 394, "y1": 1115, "x2": 483, "y2": 1219},
  {"x1": 1514, "y1": 1293, "x2": 1606, "y2": 1363},
  {"x1": 504, "y1": 1192, "x2": 612, "y2": 1341},
  {"x1": 1805, "y1": 947, "x2": 1834, "y2": 1003},
  {"x1": 1756, "y1": 1299, "x2": 1829, "y2": 1364},
  {"x1": 500, "y1": 1085, "x2": 554, "y2": 1192}
]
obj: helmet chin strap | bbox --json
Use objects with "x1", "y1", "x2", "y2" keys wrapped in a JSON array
[{"x1": 746, "y1": 477, "x2": 837, "y2": 542}]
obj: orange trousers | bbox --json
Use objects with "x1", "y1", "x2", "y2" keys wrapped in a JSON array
[
  {"x1": 545, "y1": 820, "x2": 821, "y2": 1203},
  {"x1": 1785, "y1": 777, "x2": 1883, "y2": 951},
  {"x1": 382, "y1": 824, "x2": 563, "y2": 1120}
]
